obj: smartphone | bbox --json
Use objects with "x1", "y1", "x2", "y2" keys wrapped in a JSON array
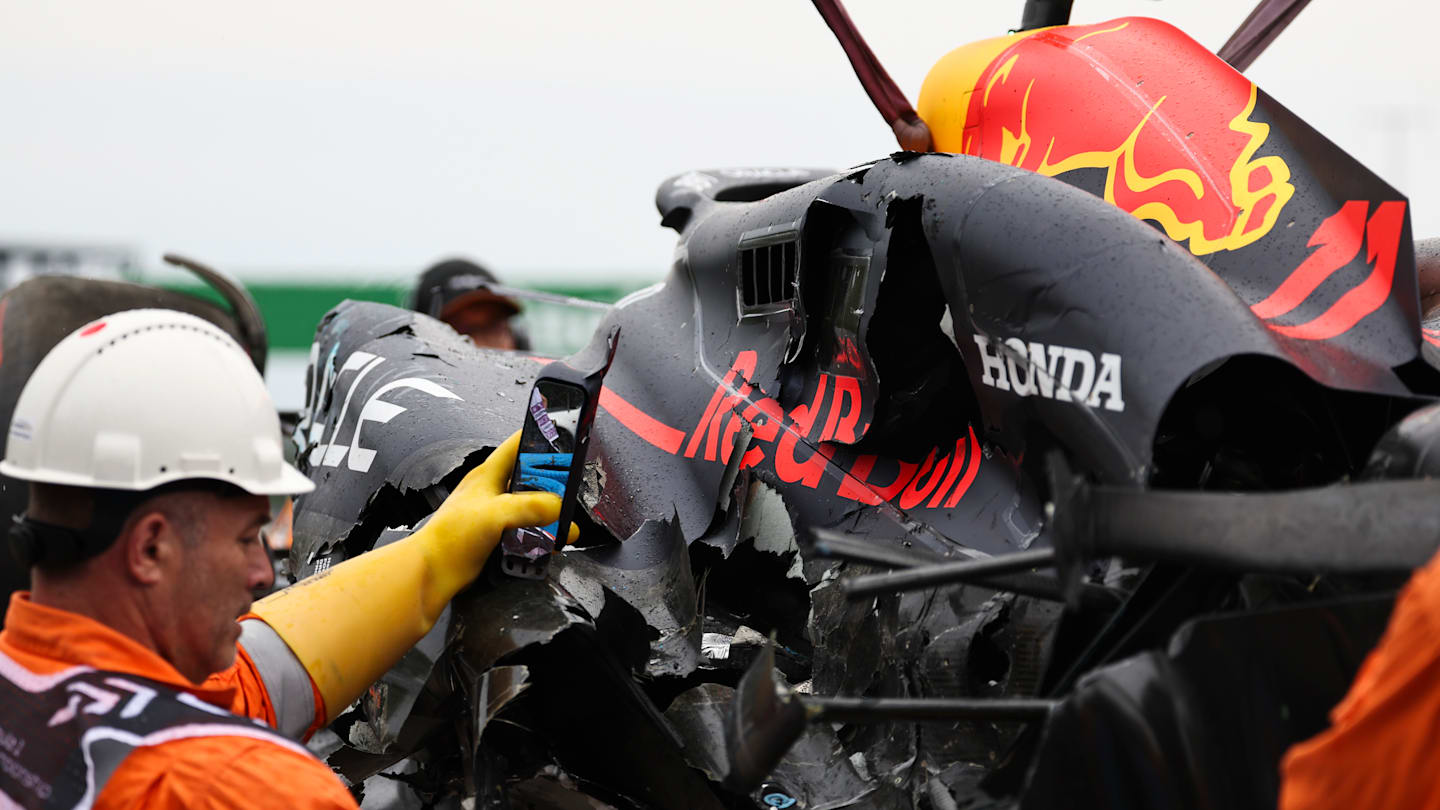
[{"x1": 499, "y1": 327, "x2": 619, "y2": 579}]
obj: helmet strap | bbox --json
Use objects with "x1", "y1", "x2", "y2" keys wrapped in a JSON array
[
  {"x1": 10, "y1": 488, "x2": 154, "y2": 569},
  {"x1": 11, "y1": 517, "x2": 81, "y2": 568},
  {"x1": 10, "y1": 479, "x2": 251, "y2": 570}
]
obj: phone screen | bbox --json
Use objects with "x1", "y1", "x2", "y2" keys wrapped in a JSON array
[
  {"x1": 521, "y1": 381, "x2": 585, "y2": 456},
  {"x1": 501, "y1": 379, "x2": 588, "y2": 576}
]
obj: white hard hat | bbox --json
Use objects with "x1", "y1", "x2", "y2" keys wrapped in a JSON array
[{"x1": 1, "y1": 309, "x2": 314, "y2": 496}]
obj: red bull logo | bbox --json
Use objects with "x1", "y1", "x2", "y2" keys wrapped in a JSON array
[
  {"x1": 918, "y1": 17, "x2": 1294, "y2": 257},
  {"x1": 588, "y1": 350, "x2": 985, "y2": 512}
]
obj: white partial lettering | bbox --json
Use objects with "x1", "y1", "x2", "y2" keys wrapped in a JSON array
[
  {"x1": 1059, "y1": 347, "x2": 1096, "y2": 405},
  {"x1": 973, "y1": 335, "x2": 1010, "y2": 391},
  {"x1": 1030, "y1": 342, "x2": 1059, "y2": 399},
  {"x1": 309, "y1": 351, "x2": 383, "y2": 467},
  {"x1": 973, "y1": 334, "x2": 1124, "y2": 413},
  {"x1": 1004, "y1": 338, "x2": 1037, "y2": 397},
  {"x1": 346, "y1": 379, "x2": 463, "y2": 473},
  {"x1": 1088, "y1": 352, "x2": 1125, "y2": 412}
]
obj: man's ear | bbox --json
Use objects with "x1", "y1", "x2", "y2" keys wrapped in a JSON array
[{"x1": 120, "y1": 510, "x2": 180, "y2": 586}]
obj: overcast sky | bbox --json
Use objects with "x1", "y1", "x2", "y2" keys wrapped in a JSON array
[{"x1": 1, "y1": 0, "x2": 1435, "y2": 282}]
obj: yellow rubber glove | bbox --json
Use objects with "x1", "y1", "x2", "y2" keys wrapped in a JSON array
[{"x1": 250, "y1": 430, "x2": 576, "y2": 722}]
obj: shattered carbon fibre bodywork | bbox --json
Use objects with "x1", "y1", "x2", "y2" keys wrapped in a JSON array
[{"x1": 289, "y1": 141, "x2": 1435, "y2": 808}]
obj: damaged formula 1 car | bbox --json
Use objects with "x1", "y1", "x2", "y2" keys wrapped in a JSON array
[{"x1": 285, "y1": 2, "x2": 1440, "y2": 808}]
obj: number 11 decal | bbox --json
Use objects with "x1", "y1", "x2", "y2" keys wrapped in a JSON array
[{"x1": 1251, "y1": 200, "x2": 1407, "y2": 341}]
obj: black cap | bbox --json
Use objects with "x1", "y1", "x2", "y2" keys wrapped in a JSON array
[{"x1": 411, "y1": 258, "x2": 521, "y2": 319}]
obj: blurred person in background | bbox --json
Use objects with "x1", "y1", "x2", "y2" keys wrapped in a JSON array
[{"x1": 410, "y1": 258, "x2": 528, "y2": 350}]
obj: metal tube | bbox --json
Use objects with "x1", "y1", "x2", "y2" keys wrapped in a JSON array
[
  {"x1": 810, "y1": 695, "x2": 1057, "y2": 723},
  {"x1": 1217, "y1": 0, "x2": 1314, "y2": 72},
  {"x1": 813, "y1": 530, "x2": 1118, "y2": 607},
  {"x1": 810, "y1": 529, "x2": 946, "y2": 569},
  {"x1": 1085, "y1": 480, "x2": 1440, "y2": 573},
  {"x1": 842, "y1": 548, "x2": 1058, "y2": 598},
  {"x1": 477, "y1": 282, "x2": 613, "y2": 312}
]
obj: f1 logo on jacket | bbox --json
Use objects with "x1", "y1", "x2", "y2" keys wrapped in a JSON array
[
  {"x1": 0, "y1": 653, "x2": 308, "y2": 810},
  {"x1": 46, "y1": 679, "x2": 156, "y2": 727}
]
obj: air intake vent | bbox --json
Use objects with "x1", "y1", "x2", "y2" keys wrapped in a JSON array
[{"x1": 740, "y1": 239, "x2": 798, "y2": 310}]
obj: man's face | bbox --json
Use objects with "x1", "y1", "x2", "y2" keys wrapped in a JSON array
[
  {"x1": 162, "y1": 493, "x2": 274, "y2": 683},
  {"x1": 444, "y1": 301, "x2": 518, "y2": 350}
]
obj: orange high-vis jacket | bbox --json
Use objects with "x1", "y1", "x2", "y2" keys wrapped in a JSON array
[
  {"x1": 0, "y1": 593, "x2": 358, "y2": 809},
  {"x1": 1280, "y1": 550, "x2": 1440, "y2": 810}
]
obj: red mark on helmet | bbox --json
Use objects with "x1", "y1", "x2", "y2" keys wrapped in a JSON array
[{"x1": 79, "y1": 321, "x2": 107, "y2": 337}]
